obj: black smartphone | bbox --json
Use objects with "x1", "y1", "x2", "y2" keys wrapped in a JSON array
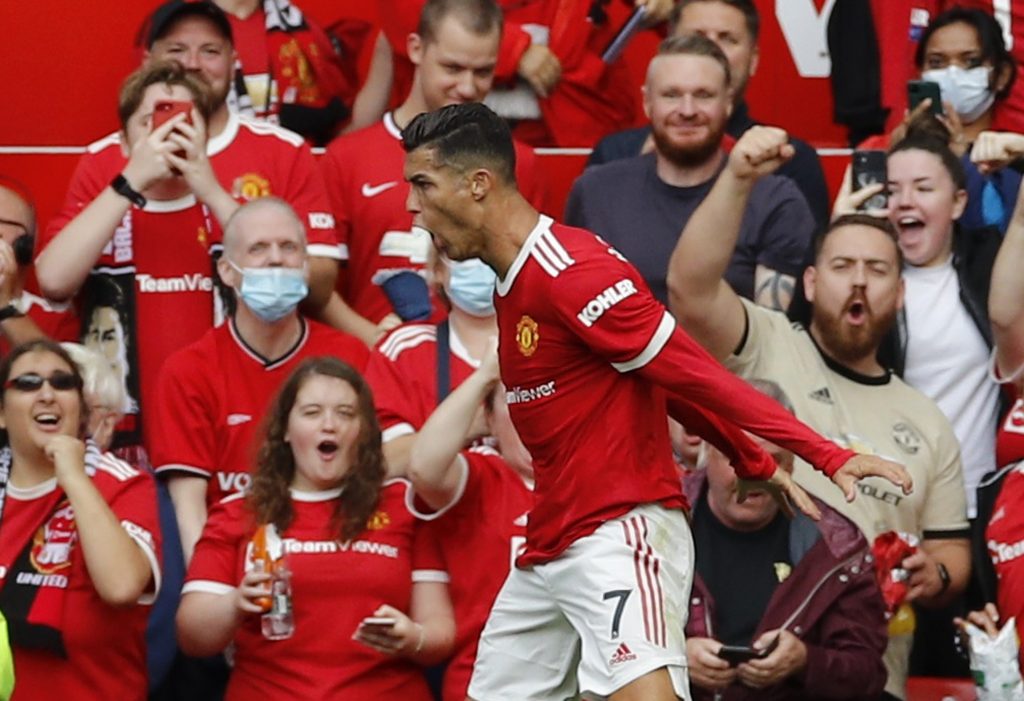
[
  {"x1": 851, "y1": 150, "x2": 888, "y2": 211},
  {"x1": 716, "y1": 635, "x2": 780, "y2": 667},
  {"x1": 907, "y1": 80, "x2": 944, "y2": 115}
]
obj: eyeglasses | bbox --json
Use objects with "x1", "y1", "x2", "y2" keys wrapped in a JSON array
[{"x1": 4, "y1": 372, "x2": 82, "y2": 393}]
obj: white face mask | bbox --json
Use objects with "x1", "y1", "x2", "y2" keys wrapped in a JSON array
[{"x1": 921, "y1": 65, "x2": 995, "y2": 123}]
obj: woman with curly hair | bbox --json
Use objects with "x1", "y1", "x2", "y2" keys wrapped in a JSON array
[{"x1": 176, "y1": 357, "x2": 454, "y2": 700}]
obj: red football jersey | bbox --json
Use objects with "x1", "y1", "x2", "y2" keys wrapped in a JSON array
[
  {"x1": 986, "y1": 461, "x2": 1024, "y2": 669},
  {"x1": 409, "y1": 446, "x2": 532, "y2": 701},
  {"x1": 0, "y1": 451, "x2": 161, "y2": 701},
  {"x1": 44, "y1": 113, "x2": 339, "y2": 258},
  {"x1": 321, "y1": 112, "x2": 547, "y2": 323},
  {"x1": 363, "y1": 322, "x2": 478, "y2": 442},
  {"x1": 151, "y1": 317, "x2": 368, "y2": 505},
  {"x1": 184, "y1": 480, "x2": 442, "y2": 701},
  {"x1": 495, "y1": 216, "x2": 855, "y2": 566}
]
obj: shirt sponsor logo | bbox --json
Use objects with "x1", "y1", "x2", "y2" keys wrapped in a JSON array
[
  {"x1": 308, "y1": 212, "x2": 335, "y2": 230},
  {"x1": 516, "y1": 315, "x2": 540, "y2": 357},
  {"x1": 217, "y1": 472, "x2": 252, "y2": 493},
  {"x1": 989, "y1": 538, "x2": 1024, "y2": 565},
  {"x1": 576, "y1": 279, "x2": 637, "y2": 328},
  {"x1": 136, "y1": 273, "x2": 214, "y2": 294},
  {"x1": 361, "y1": 181, "x2": 399, "y2": 198},
  {"x1": 282, "y1": 538, "x2": 399, "y2": 558},
  {"x1": 506, "y1": 380, "x2": 556, "y2": 405},
  {"x1": 227, "y1": 413, "x2": 252, "y2": 426}
]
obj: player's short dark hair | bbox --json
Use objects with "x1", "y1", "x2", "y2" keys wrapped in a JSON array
[
  {"x1": 402, "y1": 103, "x2": 517, "y2": 184},
  {"x1": 915, "y1": 7, "x2": 1016, "y2": 101},
  {"x1": 889, "y1": 130, "x2": 967, "y2": 192},
  {"x1": 654, "y1": 34, "x2": 732, "y2": 88},
  {"x1": 814, "y1": 214, "x2": 903, "y2": 269},
  {"x1": 417, "y1": 0, "x2": 503, "y2": 45},
  {"x1": 671, "y1": 0, "x2": 760, "y2": 42},
  {"x1": 118, "y1": 60, "x2": 216, "y2": 131}
]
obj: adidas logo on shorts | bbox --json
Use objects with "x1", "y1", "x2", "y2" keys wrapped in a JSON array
[{"x1": 609, "y1": 642, "x2": 637, "y2": 666}]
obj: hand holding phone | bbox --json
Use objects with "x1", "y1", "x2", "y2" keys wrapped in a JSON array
[
  {"x1": 152, "y1": 100, "x2": 193, "y2": 167},
  {"x1": 716, "y1": 634, "x2": 780, "y2": 667},
  {"x1": 851, "y1": 150, "x2": 888, "y2": 211},
  {"x1": 907, "y1": 80, "x2": 944, "y2": 116}
]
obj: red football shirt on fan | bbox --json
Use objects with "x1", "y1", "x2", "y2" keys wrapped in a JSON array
[
  {"x1": 321, "y1": 112, "x2": 546, "y2": 323},
  {"x1": 151, "y1": 317, "x2": 368, "y2": 504},
  {"x1": 184, "y1": 481, "x2": 443, "y2": 701},
  {"x1": 44, "y1": 113, "x2": 339, "y2": 259},
  {"x1": 408, "y1": 446, "x2": 532, "y2": 701},
  {"x1": 495, "y1": 216, "x2": 856, "y2": 566},
  {"x1": 0, "y1": 451, "x2": 161, "y2": 701},
  {"x1": 363, "y1": 322, "x2": 478, "y2": 443}
]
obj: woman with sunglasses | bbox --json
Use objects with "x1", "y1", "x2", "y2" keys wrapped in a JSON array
[
  {"x1": 0, "y1": 339, "x2": 161, "y2": 701},
  {"x1": 177, "y1": 357, "x2": 454, "y2": 700}
]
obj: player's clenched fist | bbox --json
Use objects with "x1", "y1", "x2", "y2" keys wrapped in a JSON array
[{"x1": 727, "y1": 126, "x2": 795, "y2": 180}]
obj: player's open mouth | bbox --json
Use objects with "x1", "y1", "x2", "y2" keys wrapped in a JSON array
[
  {"x1": 317, "y1": 440, "x2": 339, "y2": 460},
  {"x1": 897, "y1": 216, "x2": 924, "y2": 233},
  {"x1": 846, "y1": 300, "x2": 867, "y2": 324}
]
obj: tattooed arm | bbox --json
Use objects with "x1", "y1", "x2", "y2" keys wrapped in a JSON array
[{"x1": 754, "y1": 265, "x2": 796, "y2": 312}]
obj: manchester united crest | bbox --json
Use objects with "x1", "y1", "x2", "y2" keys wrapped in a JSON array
[
  {"x1": 30, "y1": 501, "x2": 77, "y2": 575},
  {"x1": 516, "y1": 315, "x2": 539, "y2": 357},
  {"x1": 366, "y1": 510, "x2": 390, "y2": 530},
  {"x1": 232, "y1": 173, "x2": 272, "y2": 201}
]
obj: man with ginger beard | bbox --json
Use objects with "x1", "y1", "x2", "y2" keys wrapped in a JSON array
[
  {"x1": 668, "y1": 125, "x2": 970, "y2": 701},
  {"x1": 565, "y1": 35, "x2": 813, "y2": 312}
]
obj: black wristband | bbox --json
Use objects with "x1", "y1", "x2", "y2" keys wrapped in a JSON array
[
  {"x1": 0, "y1": 304, "x2": 23, "y2": 323},
  {"x1": 110, "y1": 174, "x2": 147, "y2": 208},
  {"x1": 937, "y1": 562, "x2": 951, "y2": 595}
]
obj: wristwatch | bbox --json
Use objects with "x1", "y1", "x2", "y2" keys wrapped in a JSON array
[
  {"x1": 0, "y1": 303, "x2": 24, "y2": 323},
  {"x1": 110, "y1": 173, "x2": 147, "y2": 208},
  {"x1": 936, "y1": 562, "x2": 951, "y2": 595}
]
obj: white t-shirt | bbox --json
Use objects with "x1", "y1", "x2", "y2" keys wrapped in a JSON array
[{"x1": 903, "y1": 258, "x2": 997, "y2": 517}]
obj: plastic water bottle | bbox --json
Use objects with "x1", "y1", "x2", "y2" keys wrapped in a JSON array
[{"x1": 261, "y1": 562, "x2": 294, "y2": 640}]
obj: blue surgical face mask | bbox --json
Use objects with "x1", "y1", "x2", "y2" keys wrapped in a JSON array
[
  {"x1": 921, "y1": 65, "x2": 995, "y2": 123},
  {"x1": 446, "y1": 258, "x2": 496, "y2": 317},
  {"x1": 227, "y1": 260, "x2": 308, "y2": 322}
]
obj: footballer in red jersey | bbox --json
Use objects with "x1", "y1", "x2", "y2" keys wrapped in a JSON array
[{"x1": 400, "y1": 102, "x2": 911, "y2": 700}]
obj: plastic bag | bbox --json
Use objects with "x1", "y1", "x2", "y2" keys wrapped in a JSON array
[{"x1": 966, "y1": 616, "x2": 1024, "y2": 701}]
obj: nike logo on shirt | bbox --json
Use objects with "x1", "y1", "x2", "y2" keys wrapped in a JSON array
[{"x1": 361, "y1": 181, "x2": 399, "y2": 198}]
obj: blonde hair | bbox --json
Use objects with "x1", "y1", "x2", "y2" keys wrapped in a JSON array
[{"x1": 61, "y1": 343, "x2": 125, "y2": 416}]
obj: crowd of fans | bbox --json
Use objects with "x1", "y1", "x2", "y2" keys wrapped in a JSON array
[{"x1": 3, "y1": 0, "x2": 1024, "y2": 699}]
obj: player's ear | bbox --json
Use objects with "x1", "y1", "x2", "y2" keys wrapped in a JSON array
[{"x1": 469, "y1": 169, "x2": 492, "y2": 200}]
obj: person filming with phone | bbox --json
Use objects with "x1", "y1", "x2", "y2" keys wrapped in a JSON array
[
  {"x1": 684, "y1": 379, "x2": 888, "y2": 700},
  {"x1": 33, "y1": 61, "x2": 237, "y2": 452}
]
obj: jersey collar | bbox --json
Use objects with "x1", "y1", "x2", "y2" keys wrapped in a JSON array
[
  {"x1": 496, "y1": 214, "x2": 553, "y2": 297},
  {"x1": 383, "y1": 112, "x2": 402, "y2": 141},
  {"x1": 228, "y1": 315, "x2": 310, "y2": 370},
  {"x1": 207, "y1": 111, "x2": 240, "y2": 157}
]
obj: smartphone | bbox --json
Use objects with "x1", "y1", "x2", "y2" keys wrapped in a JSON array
[
  {"x1": 361, "y1": 617, "x2": 397, "y2": 627},
  {"x1": 152, "y1": 99, "x2": 193, "y2": 131},
  {"x1": 851, "y1": 150, "x2": 888, "y2": 211},
  {"x1": 716, "y1": 635, "x2": 780, "y2": 667},
  {"x1": 907, "y1": 80, "x2": 944, "y2": 116}
]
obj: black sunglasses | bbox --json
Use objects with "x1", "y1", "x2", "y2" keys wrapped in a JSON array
[{"x1": 4, "y1": 371, "x2": 82, "y2": 393}]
